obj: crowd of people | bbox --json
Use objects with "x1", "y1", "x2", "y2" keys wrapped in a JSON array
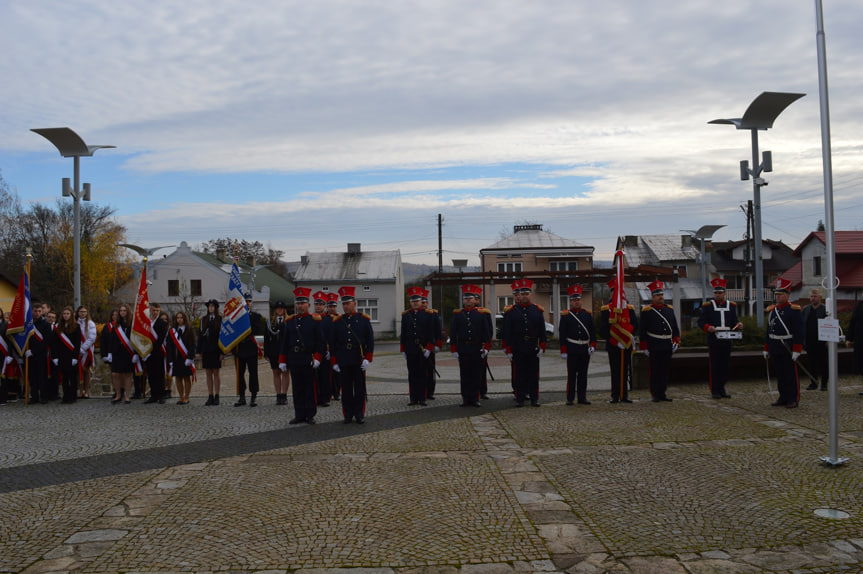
[{"x1": 2, "y1": 279, "x2": 863, "y2": 416}]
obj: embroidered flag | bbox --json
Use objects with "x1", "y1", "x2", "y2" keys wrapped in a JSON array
[
  {"x1": 608, "y1": 250, "x2": 634, "y2": 349},
  {"x1": 8, "y1": 269, "x2": 34, "y2": 354},
  {"x1": 219, "y1": 257, "x2": 251, "y2": 353},
  {"x1": 131, "y1": 263, "x2": 156, "y2": 357}
]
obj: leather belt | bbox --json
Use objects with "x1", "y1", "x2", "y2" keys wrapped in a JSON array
[
  {"x1": 647, "y1": 332, "x2": 672, "y2": 340},
  {"x1": 566, "y1": 338, "x2": 590, "y2": 345}
]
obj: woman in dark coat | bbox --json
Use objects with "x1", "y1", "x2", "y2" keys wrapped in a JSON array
[
  {"x1": 52, "y1": 306, "x2": 82, "y2": 403},
  {"x1": 264, "y1": 300, "x2": 290, "y2": 405},
  {"x1": 168, "y1": 311, "x2": 196, "y2": 405},
  {"x1": 109, "y1": 304, "x2": 137, "y2": 404},
  {"x1": 198, "y1": 300, "x2": 223, "y2": 405}
]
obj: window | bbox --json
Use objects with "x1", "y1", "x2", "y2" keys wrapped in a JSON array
[
  {"x1": 549, "y1": 261, "x2": 578, "y2": 272},
  {"x1": 190, "y1": 280, "x2": 202, "y2": 297},
  {"x1": 357, "y1": 298, "x2": 379, "y2": 322},
  {"x1": 497, "y1": 262, "x2": 523, "y2": 277},
  {"x1": 813, "y1": 256, "x2": 822, "y2": 276},
  {"x1": 497, "y1": 296, "x2": 514, "y2": 314},
  {"x1": 673, "y1": 264, "x2": 687, "y2": 276},
  {"x1": 363, "y1": 285, "x2": 371, "y2": 292},
  {"x1": 168, "y1": 280, "x2": 179, "y2": 297}
]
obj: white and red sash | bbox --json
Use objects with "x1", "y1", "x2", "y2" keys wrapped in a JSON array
[
  {"x1": 115, "y1": 324, "x2": 143, "y2": 374},
  {"x1": 0, "y1": 334, "x2": 17, "y2": 378},
  {"x1": 169, "y1": 328, "x2": 196, "y2": 380},
  {"x1": 58, "y1": 331, "x2": 76, "y2": 352}
]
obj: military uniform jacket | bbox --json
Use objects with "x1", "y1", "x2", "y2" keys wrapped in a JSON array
[
  {"x1": 598, "y1": 303, "x2": 639, "y2": 344},
  {"x1": 330, "y1": 312, "x2": 374, "y2": 367},
  {"x1": 279, "y1": 312, "x2": 324, "y2": 367},
  {"x1": 765, "y1": 303, "x2": 804, "y2": 353},
  {"x1": 400, "y1": 309, "x2": 436, "y2": 355},
  {"x1": 234, "y1": 312, "x2": 263, "y2": 359},
  {"x1": 320, "y1": 313, "x2": 335, "y2": 356},
  {"x1": 558, "y1": 309, "x2": 596, "y2": 354},
  {"x1": 639, "y1": 304, "x2": 680, "y2": 352},
  {"x1": 697, "y1": 299, "x2": 739, "y2": 341},
  {"x1": 449, "y1": 307, "x2": 492, "y2": 353},
  {"x1": 431, "y1": 309, "x2": 443, "y2": 349},
  {"x1": 502, "y1": 303, "x2": 547, "y2": 354}
]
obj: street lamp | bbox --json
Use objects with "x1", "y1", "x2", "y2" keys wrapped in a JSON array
[
  {"x1": 709, "y1": 92, "x2": 804, "y2": 327},
  {"x1": 682, "y1": 225, "x2": 725, "y2": 302},
  {"x1": 31, "y1": 128, "x2": 115, "y2": 309}
]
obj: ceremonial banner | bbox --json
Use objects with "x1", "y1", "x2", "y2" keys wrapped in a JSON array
[
  {"x1": 8, "y1": 269, "x2": 34, "y2": 354},
  {"x1": 608, "y1": 250, "x2": 634, "y2": 349},
  {"x1": 218, "y1": 258, "x2": 251, "y2": 353},
  {"x1": 131, "y1": 262, "x2": 155, "y2": 357}
]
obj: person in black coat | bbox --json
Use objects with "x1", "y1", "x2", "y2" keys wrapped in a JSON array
[
  {"x1": 450, "y1": 284, "x2": 492, "y2": 407},
  {"x1": 265, "y1": 299, "x2": 290, "y2": 405},
  {"x1": 845, "y1": 300, "x2": 863, "y2": 392},
  {"x1": 502, "y1": 279, "x2": 548, "y2": 407},
  {"x1": 233, "y1": 293, "x2": 263, "y2": 407},
  {"x1": 802, "y1": 288, "x2": 829, "y2": 390},
  {"x1": 198, "y1": 299, "x2": 223, "y2": 405},
  {"x1": 143, "y1": 303, "x2": 169, "y2": 404},
  {"x1": 558, "y1": 285, "x2": 596, "y2": 405},
  {"x1": 401, "y1": 287, "x2": 436, "y2": 406},
  {"x1": 109, "y1": 304, "x2": 138, "y2": 404},
  {"x1": 330, "y1": 286, "x2": 374, "y2": 423},
  {"x1": 168, "y1": 311, "x2": 196, "y2": 405},
  {"x1": 697, "y1": 278, "x2": 743, "y2": 399},
  {"x1": 27, "y1": 302, "x2": 54, "y2": 404},
  {"x1": 639, "y1": 281, "x2": 680, "y2": 402},
  {"x1": 312, "y1": 292, "x2": 332, "y2": 407},
  {"x1": 764, "y1": 278, "x2": 804, "y2": 408},
  {"x1": 52, "y1": 307, "x2": 82, "y2": 403},
  {"x1": 279, "y1": 288, "x2": 324, "y2": 425}
]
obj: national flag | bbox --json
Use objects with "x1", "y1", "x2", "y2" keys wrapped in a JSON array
[
  {"x1": 131, "y1": 262, "x2": 156, "y2": 357},
  {"x1": 608, "y1": 250, "x2": 634, "y2": 349},
  {"x1": 8, "y1": 269, "x2": 34, "y2": 354},
  {"x1": 218, "y1": 257, "x2": 251, "y2": 353}
]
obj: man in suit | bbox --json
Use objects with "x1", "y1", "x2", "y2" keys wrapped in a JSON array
[
  {"x1": 802, "y1": 288, "x2": 828, "y2": 391},
  {"x1": 143, "y1": 302, "x2": 169, "y2": 404}
]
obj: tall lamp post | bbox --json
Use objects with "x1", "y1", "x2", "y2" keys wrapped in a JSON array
[
  {"x1": 709, "y1": 92, "x2": 804, "y2": 327},
  {"x1": 31, "y1": 128, "x2": 115, "y2": 309},
  {"x1": 682, "y1": 225, "x2": 725, "y2": 302}
]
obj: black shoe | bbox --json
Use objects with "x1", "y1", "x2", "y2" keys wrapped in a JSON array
[
  {"x1": 516, "y1": 400, "x2": 525, "y2": 407},
  {"x1": 408, "y1": 401, "x2": 418, "y2": 406},
  {"x1": 234, "y1": 397, "x2": 246, "y2": 407},
  {"x1": 419, "y1": 401, "x2": 427, "y2": 406},
  {"x1": 786, "y1": 401, "x2": 798, "y2": 409},
  {"x1": 712, "y1": 394, "x2": 722, "y2": 399},
  {"x1": 111, "y1": 395, "x2": 122, "y2": 404},
  {"x1": 566, "y1": 401, "x2": 575, "y2": 406},
  {"x1": 578, "y1": 400, "x2": 591, "y2": 405},
  {"x1": 356, "y1": 416, "x2": 365, "y2": 424},
  {"x1": 213, "y1": 395, "x2": 220, "y2": 405},
  {"x1": 807, "y1": 383, "x2": 818, "y2": 390},
  {"x1": 531, "y1": 401, "x2": 540, "y2": 407},
  {"x1": 204, "y1": 395, "x2": 214, "y2": 406},
  {"x1": 472, "y1": 401, "x2": 481, "y2": 407},
  {"x1": 661, "y1": 397, "x2": 673, "y2": 402},
  {"x1": 771, "y1": 400, "x2": 786, "y2": 406},
  {"x1": 144, "y1": 397, "x2": 159, "y2": 404},
  {"x1": 652, "y1": 397, "x2": 661, "y2": 402},
  {"x1": 621, "y1": 398, "x2": 633, "y2": 403},
  {"x1": 306, "y1": 417, "x2": 316, "y2": 424},
  {"x1": 249, "y1": 396, "x2": 257, "y2": 407},
  {"x1": 158, "y1": 398, "x2": 165, "y2": 404},
  {"x1": 460, "y1": 402, "x2": 470, "y2": 407},
  {"x1": 343, "y1": 417, "x2": 353, "y2": 424},
  {"x1": 820, "y1": 386, "x2": 828, "y2": 391},
  {"x1": 481, "y1": 395, "x2": 490, "y2": 400},
  {"x1": 319, "y1": 402, "x2": 330, "y2": 407},
  {"x1": 609, "y1": 398, "x2": 619, "y2": 404},
  {"x1": 427, "y1": 396, "x2": 435, "y2": 400},
  {"x1": 289, "y1": 417, "x2": 303, "y2": 424},
  {"x1": 721, "y1": 393, "x2": 732, "y2": 399}
]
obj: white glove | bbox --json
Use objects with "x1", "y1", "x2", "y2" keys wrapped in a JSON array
[
  {"x1": 312, "y1": 359, "x2": 320, "y2": 369},
  {"x1": 560, "y1": 353, "x2": 568, "y2": 360},
  {"x1": 434, "y1": 346, "x2": 440, "y2": 353},
  {"x1": 52, "y1": 358, "x2": 59, "y2": 366},
  {"x1": 453, "y1": 351, "x2": 459, "y2": 359},
  {"x1": 617, "y1": 342, "x2": 625, "y2": 350},
  {"x1": 792, "y1": 351, "x2": 800, "y2": 362},
  {"x1": 72, "y1": 359, "x2": 78, "y2": 366},
  {"x1": 643, "y1": 349, "x2": 650, "y2": 358},
  {"x1": 506, "y1": 353, "x2": 513, "y2": 362},
  {"x1": 763, "y1": 351, "x2": 769, "y2": 360},
  {"x1": 4, "y1": 356, "x2": 12, "y2": 365},
  {"x1": 361, "y1": 359, "x2": 370, "y2": 371},
  {"x1": 333, "y1": 364, "x2": 341, "y2": 373},
  {"x1": 672, "y1": 343, "x2": 679, "y2": 353},
  {"x1": 402, "y1": 352, "x2": 406, "y2": 359},
  {"x1": 536, "y1": 349, "x2": 544, "y2": 358},
  {"x1": 325, "y1": 351, "x2": 330, "y2": 361},
  {"x1": 588, "y1": 347, "x2": 595, "y2": 355},
  {"x1": 480, "y1": 349, "x2": 488, "y2": 359},
  {"x1": 279, "y1": 363, "x2": 287, "y2": 372},
  {"x1": 105, "y1": 353, "x2": 112, "y2": 363},
  {"x1": 25, "y1": 350, "x2": 33, "y2": 358},
  {"x1": 185, "y1": 358, "x2": 193, "y2": 367},
  {"x1": 423, "y1": 349, "x2": 431, "y2": 359},
  {"x1": 132, "y1": 355, "x2": 140, "y2": 365}
]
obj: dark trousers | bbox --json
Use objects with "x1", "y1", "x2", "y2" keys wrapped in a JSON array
[
  {"x1": 457, "y1": 350, "x2": 483, "y2": 403},
  {"x1": 708, "y1": 340, "x2": 731, "y2": 396},
  {"x1": 426, "y1": 353, "x2": 437, "y2": 398},
  {"x1": 237, "y1": 355, "x2": 259, "y2": 396},
  {"x1": 772, "y1": 348, "x2": 800, "y2": 404},
  {"x1": 339, "y1": 365, "x2": 366, "y2": 419},
  {"x1": 566, "y1": 350, "x2": 590, "y2": 403},
  {"x1": 607, "y1": 347, "x2": 631, "y2": 400},
  {"x1": 648, "y1": 349, "x2": 672, "y2": 399},
  {"x1": 406, "y1": 352, "x2": 429, "y2": 402},
  {"x1": 806, "y1": 341, "x2": 828, "y2": 386},
  {"x1": 60, "y1": 367, "x2": 78, "y2": 402},
  {"x1": 147, "y1": 356, "x2": 166, "y2": 399},
  {"x1": 291, "y1": 363, "x2": 317, "y2": 420},
  {"x1": 512, "y1": 351, "x2": 540, "y2": 403},
  {"x1": 316, "y1": 361, "x2": 332, "y2": 404},
  {"x1": 480, "y1": 357, "x2": 489, "y2": 397},
  {"x1": 29, "y1": 356, "x2": 49, "y2": 401}
]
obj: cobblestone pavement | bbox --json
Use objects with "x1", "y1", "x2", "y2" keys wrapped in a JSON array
[{"x1": 4, "y1": 352, "x2": 863, "y2": 573}]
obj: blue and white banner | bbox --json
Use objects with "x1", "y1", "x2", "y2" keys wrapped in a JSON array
[{"x1": 218, "y1": 258, "x2": 251, "y2": 353}]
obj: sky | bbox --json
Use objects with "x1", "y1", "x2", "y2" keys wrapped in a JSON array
[{"x1": 1, "y1": 1, "x2": 862, "y2": 267}]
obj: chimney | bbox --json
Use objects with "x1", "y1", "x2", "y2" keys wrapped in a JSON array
[
  {"x1": 682, "y1": 235, "x2": 692, "y2": 248},
  {"x1": 216, "y1": 247, "x2": 227, "y2": 263},
  {"x1": 624, "y1": 235, "x2": 638, "y2": 247},
  {"x1": 347, "y1": 243, "x2": 361, "y2": 255},
  {"x1": 300, "y1": 255, "x2": 309, "y2": 266}
]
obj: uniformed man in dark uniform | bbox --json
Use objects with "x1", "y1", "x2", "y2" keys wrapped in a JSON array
[
  {"x1": 559, "y1": 285, "x2": 596, "y2": 405},
  {"x1": 639, "y1": 280, "x2": 680, "y2": 402},
  {"x1": 598, "y1": 280, "x2": 638, "y2": 404},
  {"x1": 330, "y1": 286, "x2": 374, "y2": 423},
  {"x1": 450, "y1": 284, "x2": 492, "y2": 407},
  {"x1": 697, "y1": 278, "x2": 743, "y2": 399},
  {"x1": 401, "y1": 287, "x2": 435, "y2": 405},
  {"x1": 422, "y1": 295, "x2": 443, "y2": 400},
  {"x1": 313, "y1": 291, "x2": 332, "y2": 406},
  {"x1": 26, "y1": 302, "x2": 53, "y2": 404},
  {"x1": 502, "y1": 279, "x2": 547, "y2": 407},
  {"x1": 143, "y1": 302, "x2": 169, "y2": 404},
  {"x1": 279, "y1": 287, "x2": 324, "y2": 424},
  {"x1": 764, "y1": 278, "x2": 804, "y2": 408},
  {"x1": 234, "y1": 293, "x2": 263, "y2": 407},
  {"x1": 325, "y1": 292, "x2": 341, "y2": 401}
]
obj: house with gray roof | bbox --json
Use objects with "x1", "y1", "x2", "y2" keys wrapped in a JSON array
[{"x1": 293, "y1": 243, "x2": 403, "y2": 338}]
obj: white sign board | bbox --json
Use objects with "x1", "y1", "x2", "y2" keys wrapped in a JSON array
[{"x1": 818, "y1": 318, "x2": 841, "y2": 343}]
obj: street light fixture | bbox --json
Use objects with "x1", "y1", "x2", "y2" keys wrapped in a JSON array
[
  {"x1": 31, "y1": 128, "x2": 115, "y2": 309},
  {"x1": 709, "y1": 91, "x2": 804, "y2": 327},
  {"x1": 682, "y1": 225, "x2": 726, "y2": 302}
]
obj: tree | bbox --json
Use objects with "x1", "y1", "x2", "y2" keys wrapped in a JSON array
[
  {"x1": 817, "y1": 219, "x2": 826, "y2": 232},
  {"x1": 199, "y1": 237, "x2": 289, "y2": 278}
]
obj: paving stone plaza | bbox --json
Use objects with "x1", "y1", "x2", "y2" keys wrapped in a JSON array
[{"x1": 3, "y1": 350, "x2": 863, "y2": 573}]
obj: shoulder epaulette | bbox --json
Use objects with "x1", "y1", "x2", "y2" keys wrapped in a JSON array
[
  {"x1": 477, "y1": 307, "x2": 491, "y2": 315},
  {"x1": 535, "y1": 304, "x2": 545, "y2": 312},
  {"x1": 628, "y1": 304, "x2": 636, "y2": 310},
  {"x1": 424, "y1": 309, "x2": 436, "y2": 315},
  {"x1": 791, "y1": 304, "x2": 802, "y2": 311},
  {"x1": 402, "y1": 310, "x2": 411, "y2": 316},
  {"x1": 431, "y1": 308, "x2": 439, "y2": 314},
  {"x1": 583, "y1": 309, "x2": 592, "y2": 314},
  {"x1": 667, "y1": 304, "x2": 674, "y2": 310},
  {"x1": 333, "y1": 315, "x2": 344, "y2": 322},
  {"x1": 361, "y1": 313, "x2": 371, "y2": 320},
  {"x1": 453, "y1": 308, "x2": 463, "y2": 315},
  {"x1": 766, "y1": 305, "x2": 776, "y2": 312},
  {"x1": 642, "y1": 305, "x2": 652, "y2": 312},
  {"x1": 286, "y1": 314, "x2": 296, "y2": 320},
  {"x1": 701, "y1": 301, "x2": 711, "y2": 307},
  {"x1": 503, "y1": 305, "x2": 514, "y2": 313},
  {"x1": 311, "y1": 313, "x2": 322, "y2": 321},
  {"x1": 561, "y1": 310, "x2": 570, "y2": 316},
  {"x1": 600, "y1": 304, "x2": 610, "y2": 311},
  {"x1": 729, "y1": 301, "x2": 737, "y2": 306}
]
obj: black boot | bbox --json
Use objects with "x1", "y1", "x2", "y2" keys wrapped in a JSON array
[
  {"x1": 249, "y1": 394, "x2": 257, "y2": 407},
  {"x1": 213, "y1": 394, "x2": 220, "y2": 405},
  {"x1": 234, "y1": 395, "x2": 246, "y2": 407},
  {"x1": 205, "y1": 395, "x2": 214, "y2": 406}
]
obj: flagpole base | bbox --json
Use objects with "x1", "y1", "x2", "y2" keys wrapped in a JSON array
[{"x1": 819, "y1": 455, "x2": 849, "y2": 467}]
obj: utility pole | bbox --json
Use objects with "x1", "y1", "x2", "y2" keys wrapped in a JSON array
[{"x1": 438, "y1": 214, "x2": 444, "y2": 312}]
